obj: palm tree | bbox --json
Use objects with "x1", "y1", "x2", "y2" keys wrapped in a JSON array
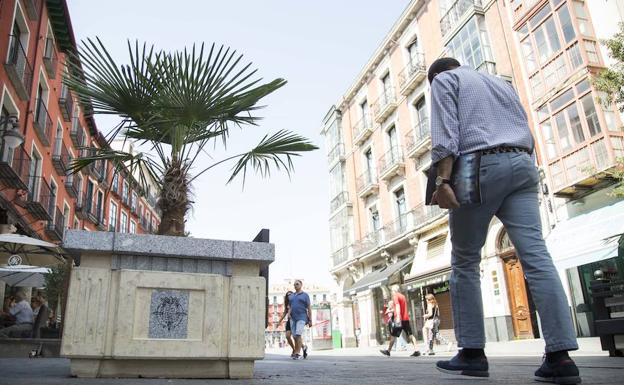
[{"x1": 66, "y1": 39, "x2": 317, "y2": 236}]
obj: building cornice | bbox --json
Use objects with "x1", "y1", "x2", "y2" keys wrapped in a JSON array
[{"x1": 337, "y1": 0, "x2": 426, "y2": 112}]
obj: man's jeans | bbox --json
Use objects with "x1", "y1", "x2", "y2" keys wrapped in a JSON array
[{"x1": 449, "y1": 151, "x2": 578, "y2": 353}]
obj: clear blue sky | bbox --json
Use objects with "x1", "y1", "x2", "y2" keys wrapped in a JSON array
[{"x1": 66, "y1": 0, "x2": 411, "y2": 285}]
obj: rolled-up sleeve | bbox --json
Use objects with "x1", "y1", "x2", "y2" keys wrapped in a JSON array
[{"x1": 430, "y1": 73, "x2": 460, "y2": 163}]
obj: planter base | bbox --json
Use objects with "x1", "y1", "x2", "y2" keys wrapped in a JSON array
[{"x1": 70, "y1": 358, "x2": 255, "y2": 379}]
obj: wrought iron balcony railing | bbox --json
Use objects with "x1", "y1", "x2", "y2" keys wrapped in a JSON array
[
  {"x1": 52, "y1": 138, "x2": 70, "y2": 175},
  {"x1": 330, "y1": 191, "x2": 350, "y2": 213},
  {"x1": 379, "y1": 146, "x2": 404, "y2": 179},
  {"x1": 327, "y1": 142, "x2": 345, "y2": 166},
  {"x1": 43, "y1": 37, "x2": 57, "y2": 79},
  {"x1": 372, "y1": 87, "x2": 398, "y2": 123},
  {"x1": 33, "y1": 99, "x2": 52, "y2": 146},
  {"x1": 404, "y1": 118, "x2": 431, "y2": 157},
  {"x1": 398, "y1": 53, "x2": 426, "y2": 94},
  {"x1": 59, "y1": 84, "x2": 74, "y2": 122},
  {"x1": 0, "y1": 144, "x2": 30, "y2": 190},
  {"x1": 352, "y1": 113, "x2": 374, "y2": 145},
  {"x1": 4, "y1": 35, "x2": 33, "y2": 100},
  {"x1": 26, "y1": 176, "x2": 53, "y2": 221}
]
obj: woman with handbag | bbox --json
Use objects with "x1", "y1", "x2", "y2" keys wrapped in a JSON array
[{"x1": 423, "y1": 294, "x2": 440, "y2": 355}]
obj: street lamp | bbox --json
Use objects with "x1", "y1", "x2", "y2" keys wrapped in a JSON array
[{"x1": 0, "y1": 115, "x2": 24, "y2": 150}]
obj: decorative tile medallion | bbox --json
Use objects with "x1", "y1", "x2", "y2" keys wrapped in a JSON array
[{"x1": 148, "y1": 289, "x2": 189, "y2": 339}]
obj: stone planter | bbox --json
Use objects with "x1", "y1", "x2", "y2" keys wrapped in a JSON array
[{"x1": 60, "y1": 230, "x2": 273, "y2": 379}]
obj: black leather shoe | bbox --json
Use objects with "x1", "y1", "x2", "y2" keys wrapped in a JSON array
[
  {"x1": 535, "y1": 356, "x2": 581, "y2": 384},
  {"x1": 436, "y1": 350, "x2": 489, "y2": 377},
  {"x1": 379, "y1": 349, "x2": 390, "y2": 357}
]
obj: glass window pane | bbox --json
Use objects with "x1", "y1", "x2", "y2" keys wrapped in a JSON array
[
  {"x1": 585, "y1": 40, "x2": 599, "y2": 63},
  {"x1": 557, "y1": 5, "x2": 576, "y2": 43},
  {"x1": 567, "y1": 42, "x2": 582, "y2": 69},
  {"x1": 542, "y1": 120, "x2": 559, "y2": 159},
  {"x1": 535, "y1": 28, "x2": 549, "y2": 63},
  {"x1": 522, "y1": 38, "x2": 536, "y2": 72},
  {"x1": 555, "y1": 112, "x2": 572, "y2": 151},
  {"x1": 545, "y1": 17, "x2": 561, "y2": 53},
  {"x1": 581, "y1": 93, "x2": 602, "y2": 136},
  {"x1": 550, "y1": 89, "x2": 575, "y2": 111},
  {"x1": 575, "y1": 79, "x2": 590, "y2": 94},
  {"x1": 566, "y1": 103, "x2": 585, "y2": 144},
  {"x1": 529, "y1": 5, "x2": 552, "y2": 29}
]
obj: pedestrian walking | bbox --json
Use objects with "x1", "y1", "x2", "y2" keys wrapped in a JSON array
[
  {"x1": 288, "y1": 279, "x2": 311, "y2": 360},
  {"x1": 422, "y1": 294, "x2": 440, "y2": 355},
  {"x1": 275, "y1": 290, "x2": 296, "y2": 357},
  {"x1": 379, "y1": 285, "x2": 421, "y2": 357},
  {"x1": 427, "y1": 57, "x2": 580, "y2": 384}
]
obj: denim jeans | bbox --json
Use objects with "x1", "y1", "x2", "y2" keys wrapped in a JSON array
[{"x1": 448, "y1": 151, "x2": 578, "y2": 353}]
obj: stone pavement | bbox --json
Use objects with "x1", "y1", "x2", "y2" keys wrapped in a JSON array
[{"x1": 0, "y1": 350, "x2": 622, "y2": 385}]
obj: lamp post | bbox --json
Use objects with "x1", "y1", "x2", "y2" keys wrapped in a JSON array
[{"x1": 0, "y1": 115, "x2": 25, "y2": 152}]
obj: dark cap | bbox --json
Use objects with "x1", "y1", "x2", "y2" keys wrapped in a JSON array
[{"x1": 428, "y1": 57, "x2": 461, "y2": 84}]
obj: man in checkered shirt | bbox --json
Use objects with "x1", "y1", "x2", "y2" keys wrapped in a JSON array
[{"x1": 429, "y1": 58, "x2": 580, "y2": 385}]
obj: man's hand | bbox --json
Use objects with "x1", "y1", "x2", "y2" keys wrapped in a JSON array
[{"x1": 431, "y1": 184, "x2": 459, "y2": 209}]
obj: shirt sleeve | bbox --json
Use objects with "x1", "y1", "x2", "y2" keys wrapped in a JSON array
[{"x1": 430, "y1": 73, "x2": 460, "y2": 163}]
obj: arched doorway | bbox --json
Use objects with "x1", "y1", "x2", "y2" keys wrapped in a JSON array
[{"x1": 497, "y1": 229, "x2": 539, "y2": 339}]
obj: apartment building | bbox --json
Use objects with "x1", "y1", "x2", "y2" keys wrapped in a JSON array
[
  {"x1": 0, "y1": 0, "x2": 160, "y2": 255},
  {"x1": 322, "y1": 0, "x2": 623, "y2": 348}
]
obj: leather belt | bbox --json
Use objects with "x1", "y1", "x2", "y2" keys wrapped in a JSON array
[{"x1": 480, "y1": 146, "x2": 531, "y2": 155}]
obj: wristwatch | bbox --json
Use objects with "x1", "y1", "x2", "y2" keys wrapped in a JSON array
[{"x1": 435, "y1": 176, "x2": 451, "y2": 188}]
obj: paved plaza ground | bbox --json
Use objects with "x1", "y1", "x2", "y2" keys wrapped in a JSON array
[{"x1": 0, "y1": 338, "x2": 622, "y2": 385}]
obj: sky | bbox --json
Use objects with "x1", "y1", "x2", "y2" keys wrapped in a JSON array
[{"x1": 65, "y1": 0, "x2": 411, "y2": 286}]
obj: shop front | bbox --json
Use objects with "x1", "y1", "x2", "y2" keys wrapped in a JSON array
[
  {"x1": 546, "y1": 200, "x2": 624, "y2": 338},
  {"x1": 404, "y1": 268, "x2": 454, "y2": 342}
]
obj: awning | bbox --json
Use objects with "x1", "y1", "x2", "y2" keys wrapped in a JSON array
[
  {"x1": 546, "y1": 200, "x2": 624, "y2": 271},
  {"x1": 404, "y1": 267, "x2": 452, "y2": 291},
  {"x1": 347, "y1": 257, "x2": 413, "y2": 294}
]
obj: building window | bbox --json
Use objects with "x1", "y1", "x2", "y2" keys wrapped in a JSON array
[
  {"x1": 407, "y1": 38, "x2": 420, "y2": 63},
  {"x1": 557, "y1": 4, "x2": 575, "y2": 43},
  {"x1": 112, "y1": 173, "x2": 119, "y2": 193},
  {"x1": 580, "y1": 93, "x2": 602, "y2": 137},
  {"x1": 122, "y1": 181, "x2": 129, "y2": 204},
  {"x1": 573, "y1": 0, "x2": 591, "y2": 36},
  {"x1": 584, "y1": 40, "x2": 599, "y2": 63},
  {"x1": 541, "y1": 119, "x2": 558, "y2": 159},
  {"x1": 369, "y1": 205, "x2": 380, "y2": 232},
  {"x1": 131, "y1": 191, "x2": 138, "y2": 212},
  {"x1": 364, "y1": 148, "x2": 375, "y2": 178},
  {"x1": 129, "y1": 220, "x2": 136, "y2": 234},
  {"x1": 427, "y1": 235, "x2": 446, "y2": 259},
  {"x1": 109, "y1": 201, "x2": 118, "y2": 231},
  {"x1": 446, "y1": 16, "x2": 493, "y2": 72},
  {"x1": 567, "y1": 42, "x2": 582, "y2": 69},
  {"x1": 120, "y1": 212, "x2": 128, "y2": 233},
  {"x1": 521, "y1": 37, "x2": 536, "y2": 73},
  {"x1": 394, "y1": 188, "x2": 406, "y2": 217},
  {"x1": 360, "y1": 100, "x2": 369, "y2": 123}
]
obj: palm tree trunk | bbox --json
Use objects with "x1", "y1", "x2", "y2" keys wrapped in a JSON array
[{"x1": 157, "y1": 160, "x2": 190, "y2": 236}]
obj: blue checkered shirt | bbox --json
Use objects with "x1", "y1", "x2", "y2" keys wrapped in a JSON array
[{"x1": 430, "y1": 66, "x2": 534, "y2": 163}]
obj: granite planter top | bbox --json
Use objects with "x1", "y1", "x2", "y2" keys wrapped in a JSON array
[{"x1": 62, "y1": 230, "x2": 275, "y2": 264}]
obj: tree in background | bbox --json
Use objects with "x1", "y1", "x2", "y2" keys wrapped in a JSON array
[
  {"x1": 594, "y1": 23, "x2": 624, "y2": 197},
  {"x1": 66, "y1": 39, "x2": 317, "y2": 236}
]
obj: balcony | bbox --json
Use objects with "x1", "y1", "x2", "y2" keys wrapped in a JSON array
[
  {"x1": 33, "y1": 99, "x2": 52, "y2": 146},
  {"x1": 86, "y1": 197, "x2": 105, "y2": 228},
  {"x1": 64, "y1": 173, "x2": 80, "y2": 198},
  {"x1": 398, "y1": 54, "x2": 427, "y2": 96},
  {"x1": 440, "y1": 0, "x2": 484, "y2": 39},
  {"x1": 383, "y1": 213, "x2": 410, "y2": 242},
  {"x1": 330, "y1": 191, "x2": 352, "y2": 214},
  {"x1": 327, "y1": 142, "x2": 345, "y2": 167},
  {"x1": 352, "y1": 114, "x2": 374, "y2": 146},
  {"x1": 411, "y1": 204, "x2": 447, "y2": 231},
  {"x1": 353, "y1": 230, "x2": 381, "y2": 256},
  {"x1": 58, "y1": 84, "x2": 74, "y2": 122},
  {"x1": 70, "y1": 118, "x2": 85, "y2": 148},
  {"x1": 75, "y1": 193, "x2": 88, "y2": 220},
  {"x1": 372, "y1": 88, "x2": 398, "y2": 123},
  {"x1": 331, "y1": 247, "x2": 350, "y2": 267},
  {"x1": 0, "y1": 144, "x2": 30, "y2": 190},
  {"x1": 356, "y1": 170, "x2": 379, "y2": 198},
  {"x1": 4, "y1": 35, "x2": 33, "y2": 101},
  {"x1": 52, "y1": 138, "x2": 70, "y2": 175},
  {"x1": 549, "y1": 136, "x2": 624, "y2": 199},
  {"x1": 379, "y1": 147, "x2": 405, "y2": 181},
  {"x1": 23, "y1": 0, "x2": 39, "y2": 20},
  {"x1": 45, "y1": 207, "x2": 65, "y2": 242},
  {"x1": 26, "y1": 176, "x2": 53, "y2": 221},
  {"x1": 43, "y1": 38, "x2": 57, "y2": 79},
  {"x1": 405, "y1": 118, "x2": 431, "y2": 158}
]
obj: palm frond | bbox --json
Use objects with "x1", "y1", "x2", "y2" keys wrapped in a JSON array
[{"x1": 226, "y1": 130, "x2": 318, "y2": 185}]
